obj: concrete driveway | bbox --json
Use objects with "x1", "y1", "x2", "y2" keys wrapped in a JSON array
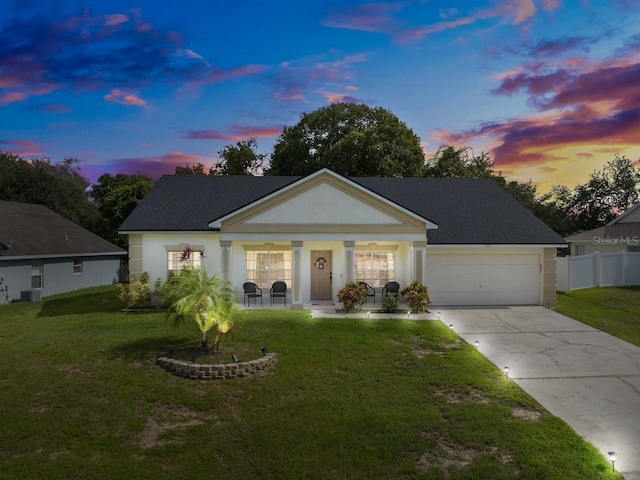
[{"x1": 437, "y1": 306, "x2": 640, "y2": 479}]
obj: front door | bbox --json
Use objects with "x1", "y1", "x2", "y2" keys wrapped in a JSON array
[{"x1": 310, "y1": 250, "x2": 332, "y2": 300}]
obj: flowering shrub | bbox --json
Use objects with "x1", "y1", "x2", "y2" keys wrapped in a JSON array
[
  {"x1": 337, "y1": 282, "x2": 368, "y2": 311},
  {"x1": 400, "y1": 281, "x2": 431, "y2": 313}
]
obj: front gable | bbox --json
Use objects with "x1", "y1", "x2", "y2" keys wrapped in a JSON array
[{"x1": 210, "y1": 169, "x2": 437, "y2": 235}]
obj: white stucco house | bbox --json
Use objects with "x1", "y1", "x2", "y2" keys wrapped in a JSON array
[
  {"x1": 565, "y1": 202, "x2": 640, "y2": 255},
  {"x1": 119, "y1": 169, "x2": 565, "y2": 308}
]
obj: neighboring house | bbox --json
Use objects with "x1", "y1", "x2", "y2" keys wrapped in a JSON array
[
  {"x1": 119, "y1": 169, "x2": 565, "y2": 308},
  {"x1": 0, "y1": 200, "x2": 126, "y2": 303},
  {"x1": 565, "y1": 202, "x2": 640, "y2": 256}
]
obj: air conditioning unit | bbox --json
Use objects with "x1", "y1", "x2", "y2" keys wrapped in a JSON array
[{"x1": 21, "y1": 290, "x2": 41, "y2": 302}]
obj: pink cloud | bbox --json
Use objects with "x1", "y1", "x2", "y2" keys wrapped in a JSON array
[
  {"x1": 271, "y1": 53, "x2": 367, "y2": 103},
  {"x1": 0, "y1": 139, "x2": 45, "y2": 156},
  {"x1": 80, "y1": 151, "x2": 219, "y2": 183},
  {"x1": 181, "y1": 124, "x2": 284, "y2": 141},
  {"x1": 104, "y1": 89, "x2": 147, "y2": 107},
  {"x1": 430, "y1": 41, "x2": 640, "y2": 180},
  {"x1": 317, "y1": 90, "x2": 365, "y2": 104},
  {"x1": 322, "y1": 3, "x2": 404, "y2": 34},
  {"x1": 0, "y1": 91, "x2": 27, "y2": 104}
]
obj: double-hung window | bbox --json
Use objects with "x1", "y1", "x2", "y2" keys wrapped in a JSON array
[
  {"x1": 355, "y1": 249, "x2": 395, "y2": 287},
  {"x1": 167, "y1": 250, "x2": 202, "y2": 275},
  {"x1": 73, "y1": 258, "x2": 83, "y2": 274},
  {"x1": 31, "y1": 260, "x2": 44, "y2": 289},
  {"x1": 246, "y1": 249, "x2": 292, "y2": 289}
]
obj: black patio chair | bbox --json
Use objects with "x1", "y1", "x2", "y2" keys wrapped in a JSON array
[
  {"x1": 382, "y1": 281, "x2": 400, "y2": 300},
  {"x1": 270, "y1": 281, "x2": 287, "y2": 305},
  {"x1": 243, "y1": 282, "x2": 263, "y2": 306},
  {"x1": 358, "y1": 281, "x2": 376, "y2": 304}
]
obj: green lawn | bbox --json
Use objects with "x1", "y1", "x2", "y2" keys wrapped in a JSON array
[
  {"x1": 0, "y1": 286, "x2": 621, "y2": 479},
  {"x1": 556, "y1": 286, "x2": 640, "y2": 347}
]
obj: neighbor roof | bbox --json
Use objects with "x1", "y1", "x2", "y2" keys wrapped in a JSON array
[
  {"x1": 0, "y1": 200, "x2": 125, "y2": 259},
  {"x1": 119, "y1": 172, "x2": 565, "y2": 245},
  {"x1": 565, "y1": 223, "x2": 640, "y2": 242}
]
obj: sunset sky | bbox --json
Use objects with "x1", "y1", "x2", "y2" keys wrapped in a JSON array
[{"x1": 1, "y1": 0, "x2": 639, "y2": 192}]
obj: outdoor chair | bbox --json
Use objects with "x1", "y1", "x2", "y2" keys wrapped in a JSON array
[
  {"x1": 358, "y1": 281, "x2": 376, "y2": 304},
  {"x1": 270, "y1": 281, "x2": 287, "y2": 305},
  {"x1": 382, "y1": 281, "x2": 400, "y2": 300},
  {"x1": 243, "y1": 282, "x2": 263, "y2": 306}
]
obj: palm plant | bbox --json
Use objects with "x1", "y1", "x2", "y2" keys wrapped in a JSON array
[{"x1": 165, "y1": 265, "x2": 238, "y2": 350}]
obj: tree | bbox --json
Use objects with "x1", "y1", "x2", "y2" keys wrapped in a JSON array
[
  {"x1": 214, "y1": 138, "x2": 264, "y2": 175},
  {"x1": 90, "y1": 173, "x2": 154, "y2": 247},
  {"x1": 165, "y1": 263, "x2": 238, "y2": 350},
  {"x1": 174, "y1": 163, "x2": 213, "y2": 175},
  {"x1": 266, "y1": 103, "x2": 425, "y2": 177},
  {"x1": 0, "y1": 153, "x2": 97, "y2": 229},
  {"x1": 569, "y1": 154, "x2": 640, "y2": 231},
  {"x1": 423, "y1": 146, "x2": 497, "y2": 179}
]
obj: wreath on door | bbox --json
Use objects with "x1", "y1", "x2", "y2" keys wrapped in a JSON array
[{"x1": 315, "y1": 257, "x2": 327, "y2": 269}]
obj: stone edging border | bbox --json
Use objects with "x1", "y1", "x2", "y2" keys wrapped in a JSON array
[{"x1": 157, "y1": 352, "x2": 278, "y2": 380}]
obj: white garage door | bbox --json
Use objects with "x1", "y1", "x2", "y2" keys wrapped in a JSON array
[{"x1": 426, "y1": 254, "x2": 541, "y2": 306}]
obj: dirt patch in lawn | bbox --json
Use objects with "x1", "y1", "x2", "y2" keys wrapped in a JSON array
[
  {"x1": 512, "y1": 407, "x2": 542, "y2": 421},
  {"x1": 140, "y1": 406, "x2": 211, "y2": 449},
  {"x1": 417, "y1": 434, "x2": 513, "y2": 475},
  {"x1": 435, "y1": 387, "x2": 492, "y2": 404}
]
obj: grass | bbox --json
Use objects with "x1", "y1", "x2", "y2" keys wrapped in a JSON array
[
  {"x1": 0, "y1": 286, "x2": 622, "y2": 480},
  {"x1": 556, "y1": 286, "x2": 640, "y2": 347}
]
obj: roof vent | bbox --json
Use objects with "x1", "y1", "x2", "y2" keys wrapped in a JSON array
[{"x1": 0, "y1": 240, "x2": 13, "y2": 256}]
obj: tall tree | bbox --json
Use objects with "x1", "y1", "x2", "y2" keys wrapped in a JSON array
[
  {"x1": 174, "y1": 163, "x2": 213, "y2": 175},
  {"x1": 423, "y1": 146, "x2": 497, "y2": 179},
  {"x1": 266, "y1": 103, "x2": 425, "y2": 177},
  {"x1": 570, "y1": 154, "x2": 640, "y2": 230},
  {"x1": 214, "y1": 138, "x2": 264, "y2": 175},
  {"x1": 0, "y1": 153, "x2": 97, "y2": 229},
  {"x1": 90, "y1": 173, "x2": 154, "y2": 247}
]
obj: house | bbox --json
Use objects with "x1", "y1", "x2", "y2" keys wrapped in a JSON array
[
  {"x1": 0, "y1": 200, "x2": 126, "y2": 303},
  {"x1": 565, "y1": 202, "x2": 640, "y2": 256},
  {"x1": 119, "y1": 169, "x2": 566, "y2": 308}
]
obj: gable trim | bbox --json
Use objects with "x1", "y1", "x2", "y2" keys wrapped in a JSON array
[{"x1": 209, "y1": 169, "x2": 438, "y2": 230}]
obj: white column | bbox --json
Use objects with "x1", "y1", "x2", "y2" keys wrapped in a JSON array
[
  {"x1": 412, "y1": 241, "x2": 427, "y2": 284},
  {"x1": 220, "y1": 240, "x2": 232, "y2": 283},
  {"x1": 292, "y1": 241, "x2": 304, "y2": 309},
  {"x1": 343, "y1": 241, "x2": 355, "y2": 284}
]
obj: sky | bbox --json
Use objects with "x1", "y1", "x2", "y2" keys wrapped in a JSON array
[{"x1": 1, "y1": 0, "x2": 639, "y2": 193}]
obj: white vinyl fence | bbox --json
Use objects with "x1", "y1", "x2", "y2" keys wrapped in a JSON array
[{"x1": 557, "y1": 251, "x2": 640, "y2": 292}]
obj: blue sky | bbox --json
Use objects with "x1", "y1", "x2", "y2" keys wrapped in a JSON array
[{"x1": 1, "y1": 0, "x2": 639, "y2": 191}]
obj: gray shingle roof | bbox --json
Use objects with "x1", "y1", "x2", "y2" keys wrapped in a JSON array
[
  {"x1": 0, "y1": 200, "x2": 125, "y2": 259},
  {"x1": 565, "y1": 223, "x2": 640, "y2": 242},
  {"x1": 119, "y1": 174, "x2": 565, "y2": 245}
]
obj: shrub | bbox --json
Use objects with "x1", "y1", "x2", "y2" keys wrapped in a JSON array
[
  {"x1": 400, "y1": 281, "x2": 431, "y2": 313},
  {"x1": 381, "y1": 293, "x2": 399, "y2": 313},
  {"x1": 337, "y1": 282, "x2": 368, "y2": 312},
  {"x1": 117, "y1": 272, "x2": 166, "y2": 308}
]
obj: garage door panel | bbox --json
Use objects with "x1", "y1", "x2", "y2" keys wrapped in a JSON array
[{"x1": 426, "y1": 254, "x2": 540, "y2": 306}]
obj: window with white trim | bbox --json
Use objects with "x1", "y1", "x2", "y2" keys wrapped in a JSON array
[
  {"x1": 73, "y1": 258, "x2": 83, "y2": 274},
  {"x1": 355, "y1": 251, "x2": 395, "y2": 287},
  {"x1": 168, "y1": 250, "x2": 202, "y2": 275},
  {"x1": 246, "y1": 250, "x2": 292, "y2": 289},
  {"x1": 574, "y1": 244, "x2": 585, "y2": 256},
  {"x1": 31, "y1": 260, "x2": 43, "y2": 289}
]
